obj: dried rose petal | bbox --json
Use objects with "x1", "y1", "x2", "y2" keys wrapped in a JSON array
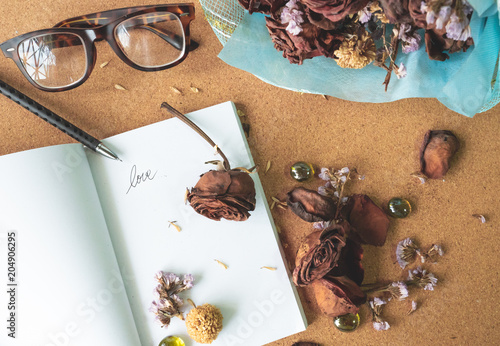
[
  {"x1": 237, "y1": 0, "x2": 287, "y2": 17},
  {"x1": 293, "y1": 222, "x2": 347, "y2": 286},
  {"x1": 312, "y1": 274, "x2": 366, "y2": 317},
  {"x1": 420, "y1": 130, "x2": 460, "y2": 179},
  {"x1": 188, "y1": 170, "x2": 256, "y2": 221},
  {"x1": 343, "y1": 194, "x2": 390, "y2": 246},
  {"x1": 287, "y1": 187, "x2": 337, "y2": 222}
]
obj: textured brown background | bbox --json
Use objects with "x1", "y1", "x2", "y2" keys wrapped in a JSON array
[{"x1": 0, "y1": 1, "x2": 499, "y2": 345}]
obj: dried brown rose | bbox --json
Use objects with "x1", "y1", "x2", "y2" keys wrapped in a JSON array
[
  {"x1": 265, "y1": 16, "x2": 343, "y2": 64},
  {"x1": 301, "y1": 0, "x2": 370, "y2": 23},
  {"x1": 424, "y1": 28, "x2": 473, "y2": 61},
  {"x1": 408, "y1": 0, "x2": 474, "y2": 61},
  {"x1": 378, "y1": 0, "x2": 413, "y2": 24},
  {"x1": 187, "y1": 170, "x2": 256, "y2": 221},
  {"x1": 237, "y1": 0, "x2": 287, "y2": 17},
  {"x1": 309, "y1": 237, "x2": 366, "y2": 317},
  {"x1": 420, "y1": 130, "x2": 460, "y2": 179},
  {"x1": 342, "y1": 194, "x2": 390, "y2": 246},
  {"x1": 287, "y1": 187, "x2": 337, "y2": 222},
  {"x1": 312, "y1": 273, "x2": 366, "y2": 317},
  {"x1": 293, "y1": 222, "x2": 347, "y2": 286}
]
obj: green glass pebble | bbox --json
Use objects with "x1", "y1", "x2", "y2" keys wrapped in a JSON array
[
  {"x1": 388, "y1": 197, "x2": 412, "y2": 218},
  {"x1": 159, "y1": 336, "x2": 185, "y2": 346},
  {"x1": 334, "y1": 313, "x2": 360, "y2": 332},
  {"x1": 290, "y1": 162, "x2": 315, "y2": 182}
]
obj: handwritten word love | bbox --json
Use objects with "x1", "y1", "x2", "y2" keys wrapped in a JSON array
[{"x1": 126, "y1": 165, "x2": 157, "y2": 194}]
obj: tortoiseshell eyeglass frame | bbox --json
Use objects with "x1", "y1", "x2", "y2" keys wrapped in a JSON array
[{"x1": 0, "y1": 3, "x2": 196, "y2": 92}]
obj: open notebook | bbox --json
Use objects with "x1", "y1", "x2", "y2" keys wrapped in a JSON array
[{"x1": 0, "y1": 102, "x2": 306, "y2": 346}]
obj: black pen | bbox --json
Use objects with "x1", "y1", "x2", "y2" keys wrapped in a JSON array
[{"x1": 0, "y1": 79, "x2": 120, "y2": 161}]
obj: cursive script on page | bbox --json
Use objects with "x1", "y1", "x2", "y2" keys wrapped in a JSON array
[{"x1": 126, "y1": 164, "x2": 157, "y2": 194}]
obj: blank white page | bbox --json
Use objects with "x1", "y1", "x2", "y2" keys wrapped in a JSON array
[{"x1": 88, "y1": 102, "x2": 306, "y2": 346}]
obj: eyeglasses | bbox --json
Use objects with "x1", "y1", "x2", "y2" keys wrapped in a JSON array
[{"x1": 0, "y1": 3, "x2": 196, "y2": 92}]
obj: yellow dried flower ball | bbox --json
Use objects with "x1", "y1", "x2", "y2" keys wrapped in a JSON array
[
  {"x1": 334, "y1": 31, "x2": 377, "y2": 69},
  {"x1": 185, "y1": 303, "x2": 223, "y2": 344}
]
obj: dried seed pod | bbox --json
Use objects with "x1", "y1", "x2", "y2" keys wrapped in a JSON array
[{"x1": 420, "y1": 130, "x2": 459, "y2": 179}]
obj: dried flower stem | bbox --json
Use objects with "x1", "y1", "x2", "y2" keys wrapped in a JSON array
[
  {"x1": 161, "y1": 102, "x2": 230, "y2": 170},
  {"x1": 334, "y1": 170, "x2": 351, "y2": 220},
  {"x1": 383, "y1": 24, "x2": 400, "y2": 91}
]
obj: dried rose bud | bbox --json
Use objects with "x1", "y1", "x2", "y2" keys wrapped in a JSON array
[
  {"x1": 287, "y1": 187, "x2": 337, "y2": 222},
  {"x1": 187, "y1": 170, "x2": 256, "y2": 221},
  {"x1": 342, "y1": 194, "x2": 390, "y2": 246},
  {"x1": 420, "y1": 130, "x2": 459, "y2": 179},
  {"x1": 293, "y1": 222, "x2": 347, "y2": 286},
  {"x1": 312, "y1": 273, "x2": 366, "y2": 317}
]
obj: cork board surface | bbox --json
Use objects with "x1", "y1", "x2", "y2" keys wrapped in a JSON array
[{"x1": 0, "y1": 1, "x2": 499, "y2": 345}]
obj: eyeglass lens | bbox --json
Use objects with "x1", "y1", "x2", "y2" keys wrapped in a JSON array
[
  {"x1": 115, "y1": 12, "x2": 186, "y2": 68},
  {"x1": 18, "y1": 33, "x2": 87, "y2": 89}
]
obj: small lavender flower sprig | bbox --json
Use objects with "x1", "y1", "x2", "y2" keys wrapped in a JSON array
[
  {"x1": 150, "y1": 271, "x2": 194, "y2": 328},
  {"x1": 369, "y1": 298, "x2": 391, "y2": 331}
]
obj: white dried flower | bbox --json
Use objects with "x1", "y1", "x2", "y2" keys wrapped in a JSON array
[{"x1": 373, "y1": 321, "x2": 391, "y2": 331}]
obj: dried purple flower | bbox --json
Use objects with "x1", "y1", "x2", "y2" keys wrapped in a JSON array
[
  {"x1": 395, "y1": 62, "x2": 408, "y2": 79},
  {"x1": 407, "y1": 266, "x2": 438, "y2": 291},
  {"x1": 150, "y1": 271, "x2": 195, "y2": 328},
  {"x1": 281, "y1": 0, "x2": 305, "y2": 35},
  {"x1": 396, "y1": 237, "x2": 420, "y2": 269},
  {"x1": 420, "y1": 244, "x2": 444, "y2": 263},
  {"x1": 388, "y1": 281, "x2": 409, "y2": 301}
]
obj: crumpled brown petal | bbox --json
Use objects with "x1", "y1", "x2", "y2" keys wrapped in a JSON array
[
  {"x1": 342, "y1": 194, "x2": 390, "y2": 246},
  {"x1": 420, "y1": 130, "x2": 460, "y2": 179},
  {"x1": 301, "y1": 0, "x2": 370, "y2": 23},
  {"x1": 293, "y1": 222, "x2": 347, "y2": 286},
  {"x1": 312, "y1": 273, "x2": 366, "y2": 317},
  {"x1": 187, "y1": 170, "x2": 256, "y2": 221},
  {"x1": 237, "y1": 0, "x2": 287, "y2": 17},
  {"x1": 287, "y1": 187, "x2": 338, "y2": 222},
  {"x1": 265, "y1": 17, "x2": 343, "y2": 64}
]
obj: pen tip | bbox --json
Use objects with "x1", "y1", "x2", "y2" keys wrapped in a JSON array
[{"x1": 96, "y1": 143, "x2": 120, "y2": 161}]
